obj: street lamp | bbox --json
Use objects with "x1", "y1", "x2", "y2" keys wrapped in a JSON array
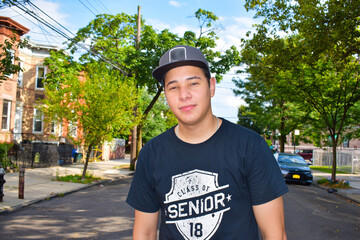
[{"x1": 293, "y1": 130, "x2": 300, "y2": 153}]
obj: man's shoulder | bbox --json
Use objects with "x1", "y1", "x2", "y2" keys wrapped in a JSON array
[{"x1": 222, "y1": 119, "x2": 263, "y2": 140}]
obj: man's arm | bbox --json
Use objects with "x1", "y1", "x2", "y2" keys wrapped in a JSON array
[
  {"x1": 133, "y1": 210, "x2": 159, "y2": 240},
  {"x1": 252, "y1": 196, "x2": 287, "y2": 240}
]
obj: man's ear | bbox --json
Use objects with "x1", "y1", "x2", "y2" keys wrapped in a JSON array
[{"x1": 210, "y1": 77, "x2": 216, "y2": 97}]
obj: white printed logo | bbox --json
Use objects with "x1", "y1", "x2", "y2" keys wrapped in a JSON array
[{"x1": 164, "y1": 169, "x2": 231, "y2": 240}]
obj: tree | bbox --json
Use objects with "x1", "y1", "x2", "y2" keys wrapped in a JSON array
[
  {"x1": 67, "y1": 9, "x2": 241, "y2": 170},
  {"x1": 243, "y1": 0, "x2": 360, "y2": 180},
  {"x1": 0, "y1": 35, "x2": 27, "y2": 83},
  {"x1": 42, "y1": 50, "x2": 137, "y2": 179},
  {"x1": 237, "y1": 105, "x2": 266, "y2": 135},
  {"x1": 141, "y1": 92, "x2": 178, "y2": 144},
  {"x1": 234, "y1": 33, "x2": 310, "y2": 152}
]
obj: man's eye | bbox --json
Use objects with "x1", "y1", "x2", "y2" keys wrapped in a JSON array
[{"x1": 191, "y1": 82, "x2": 199, "y2": 86}]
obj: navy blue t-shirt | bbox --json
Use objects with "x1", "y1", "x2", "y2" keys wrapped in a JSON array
[{"x1": 127, "y1": 119, "x2": 288, "y2": 239}]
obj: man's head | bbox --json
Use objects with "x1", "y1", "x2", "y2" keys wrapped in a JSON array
[
  {"x1": 153, "y1": 46, "x2": 216, "y2": 127},
  {"x1": 152, "y1": 45, "x2": 211, "y2": 87}
]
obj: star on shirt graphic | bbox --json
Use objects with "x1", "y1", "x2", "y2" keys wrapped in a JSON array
[{"x1": 226, "y1": 194, "x2": 232, "y2": 202}]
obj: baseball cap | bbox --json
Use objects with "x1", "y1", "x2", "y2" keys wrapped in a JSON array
[{"x1": 152, "y1": 45, "x2": 210, "y2": 86}]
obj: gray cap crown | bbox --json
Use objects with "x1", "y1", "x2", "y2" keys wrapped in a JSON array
[{"x1": 152, "y1": 45, "x2": 210, "y2": 85}]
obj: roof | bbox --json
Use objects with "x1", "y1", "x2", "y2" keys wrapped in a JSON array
[{"x1": 0, "y1": 16, "x2": 30, "y2": 36}]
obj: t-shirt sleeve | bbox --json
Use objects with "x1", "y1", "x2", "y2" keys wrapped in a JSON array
[
  {"x1": 245, "y1": 137, "x2": 288, "y2": 205},
  {"x1": 126, "y1": 146, "x2": 160, "y2": 213}
]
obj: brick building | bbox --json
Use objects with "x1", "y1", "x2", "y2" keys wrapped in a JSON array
[
  {"x1": 0, "y1": 16, "x2": 29, "y2": 143},
  {"x1": 0, "y1": 16, "x2": 72, "y2": 144},
  {"x1": 1, "y1": 16, "x2": 125, "y2": 162}
]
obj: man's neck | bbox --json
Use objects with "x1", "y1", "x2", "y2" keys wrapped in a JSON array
[{"x1": 176, "y1": 115, "x2": 222, "y2": 144}]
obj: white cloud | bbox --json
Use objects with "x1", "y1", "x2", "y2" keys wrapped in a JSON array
[
  {"x1": 216, "y1": 16, "x2": 261, "y2": 51},
  {"x1": 172, "y1": 24, "x2": 197, "y2": 36},
  {"x1": 146, "y1": 18, "x2": 198, "y2": 37},
  {"x1": 146, "y1": 18, "x2": 171, "y2": 32},
  {"x1": 169, "y1": 1, "x2": 182, "y2": 7}
]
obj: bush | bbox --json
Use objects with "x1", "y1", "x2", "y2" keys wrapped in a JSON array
[
  {"x1": 55, "y1": 171, "x2": 102, "y2": 184},
  {"x1": 0, "y1": 142, "x2": 15, "y2": 170},
  {"x1": 317, "y1": 177, "x2": 351, "y2": 189}
]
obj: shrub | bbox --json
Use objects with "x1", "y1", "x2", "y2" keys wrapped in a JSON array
[
  {"x1": 317, "y1": 177, "x2": 351, "y2": 189},
  {"x1": 55, "y1": 171, "x2": 102, "y2": 184}
]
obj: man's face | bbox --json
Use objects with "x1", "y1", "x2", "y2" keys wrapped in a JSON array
[{"x1": 164, "y1": 65, "x2": 215, "y2": 126}]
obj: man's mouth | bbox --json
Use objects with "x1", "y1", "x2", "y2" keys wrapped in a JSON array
[{"x1": 180, "y1": 105, "x2": 196, "y2": 111}]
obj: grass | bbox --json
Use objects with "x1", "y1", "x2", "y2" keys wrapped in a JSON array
[
  {"x1": 55, "y1": 172, "x2": 102, "y2": 184},
  {"x1": 113, "y1": 164, "x2": 130, "y2": 170},
  {"x1": 310, "y1": 166, "x2": 349, "y2": 174},
  {"x1": 317, "y1": 178, "x2": 351, "y2": 189}
]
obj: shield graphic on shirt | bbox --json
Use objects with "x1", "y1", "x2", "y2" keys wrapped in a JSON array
[{"x1": 164, "y1": 169, "x2": 231, "y2": 240}]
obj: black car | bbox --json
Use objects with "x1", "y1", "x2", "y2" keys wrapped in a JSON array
[{"x1": 274, "y1": 153, "x2": 313, "y2": 185}]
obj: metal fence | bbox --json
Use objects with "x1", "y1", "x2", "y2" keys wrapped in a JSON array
[
  {"x1": 9, "y1": 143, "x2": 73, "y2": 168},
  {"x1": 313, "y1": 148, "x2": 360, "y2": 174}
]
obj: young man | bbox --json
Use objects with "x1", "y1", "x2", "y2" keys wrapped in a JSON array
[{"x1": 127, "y1": 45, "x2": 288, "y2": 240}]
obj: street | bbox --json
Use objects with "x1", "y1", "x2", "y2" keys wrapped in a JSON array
[
  {"x1": 0, "y1": 177, "x2": 359, "y2": 240},
  {"x1": 0, "y1": 177, "x2": 135, "y2": 240},
  {"x1": 284, "y1": 183, "x2": 360, "y2": 239}
]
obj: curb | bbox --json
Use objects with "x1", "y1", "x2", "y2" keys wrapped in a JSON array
[
  {"x1": 0, "y1": 174, "x2": 133, "y2": 215},
  {"x1": 312, "y1": 183, "x2": 360, "y2": 205}
]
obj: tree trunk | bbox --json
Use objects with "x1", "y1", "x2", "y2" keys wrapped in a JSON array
[
  {"x1": 279, "y1": 114, "x2": 286, "y2": 153},
  {"x1": 331, "y1": 136, "x2": 337, "y2": 181},
  {"x1": 279, "y1": 134, "x2": 286, "y2": 153},
  {"x1": 82, "y1": 144, "x2": 93, "y2": 180},
  {"x1": 136, "y1": 125, "x2": 142, "y2": 159},
  {"x1": 132, "y1": 86, "x2": 163, "y2": 169},
  {"x1": 130, "y1": 126, "x2": 137, "y2": 171}
]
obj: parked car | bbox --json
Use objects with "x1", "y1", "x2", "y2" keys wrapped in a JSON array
[
  {"x1": 295, "y1": 149, "x2": 313, "y2": 164},
  {"x1": 274, "y1": 153, "x2": 313, "y2": 185}
]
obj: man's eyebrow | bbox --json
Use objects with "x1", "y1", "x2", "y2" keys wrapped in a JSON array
[
  {"x1": 186, "y1": 76, "x2": 201, "y2": 81},
  {"x1": 166, "y1": 80, "x2": 178, "y2": 88}
]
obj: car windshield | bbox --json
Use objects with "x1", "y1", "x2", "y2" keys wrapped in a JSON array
[{"x1": 278, "y1": 155, "x2": 307, "y2": 165}]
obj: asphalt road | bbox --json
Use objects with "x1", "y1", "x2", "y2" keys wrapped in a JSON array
[
  {"x1": 0, "y1": 177, "x2": 135, "y2": 240},
  {"x1": 0, "y1": 177, "x2": 359, "y2": 240},
  {"x1": 283, "y1": 183, "x2": 360, "y2": 240}
]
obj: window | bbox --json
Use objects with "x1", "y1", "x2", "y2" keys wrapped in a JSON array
[
  {"x1": 36, "y1": 66, "x2": 46, "y2": 89},
  {"x1": 8, "y1": 50, "x2": 15, "y2": 79},
  {"x1": 58, "y1": 123, "x2": 63, "y2": 137},
  {"x1": 33, "y1": 109, "x2": 43, "y2": 133},
  {"x1": 1, "y1": 100, "x2": 11, "y2": 130},
  {"x1": 17, "y1": 61, "x2": 23, "y2": 87},
  {"x1": 50, "y1": 121, "x2": 56, "y2": 134},
  {"x1": 69, "y1": 121, "x2": 77, "y2": 138}
]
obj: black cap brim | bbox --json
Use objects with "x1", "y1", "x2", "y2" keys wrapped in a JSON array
[{"x1": 152, "y1": 60, "x2": 210, "y2": 85}]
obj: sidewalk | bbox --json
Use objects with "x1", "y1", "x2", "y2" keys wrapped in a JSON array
[
  {"x1": 312, "y1": 171, "x2": 360, "y2": 204},
  {"x1": 0, "y1": 157, "x2": 133, "y2": 214}
]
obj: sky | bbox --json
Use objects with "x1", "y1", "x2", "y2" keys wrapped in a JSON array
[{"x1": 0, "y1": 0, "x2": 261, "y2": 123}]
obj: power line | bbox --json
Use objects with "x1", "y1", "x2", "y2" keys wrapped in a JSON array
[
  {"x1": 93, "y1": 0, "x2": 112, "y2": 14},
  {"x1": 84, "y1": 0, "x2": 101, "y2": 15},
  {"x1": 78, "y1": 0, "x2": 97, "y2": 16},
  {"x1": 6, "y1": 0, "x2": 128, "y2": 75},
  {"x1": 27, "y1": 1, "x2": 52, "y2": 45},
  {"x1": 27, "y1": 0, "x2": 76, "y2": 38},
  {"x1": 9, "y1": 6, "x2": 65, "y2": 46}
]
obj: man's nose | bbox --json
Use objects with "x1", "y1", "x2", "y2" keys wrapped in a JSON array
[{"x1": 179, "y1": 86, "x2": 191, "y2": 101}]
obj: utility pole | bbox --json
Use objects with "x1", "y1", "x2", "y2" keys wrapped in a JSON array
[{"x1": 130, "y1": 5, "x2": 141, "y2": 171}]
